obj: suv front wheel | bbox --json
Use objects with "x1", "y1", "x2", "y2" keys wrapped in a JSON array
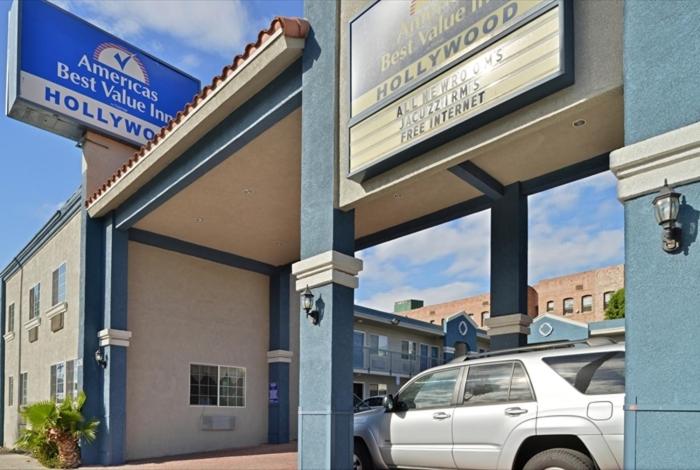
[{"x1": 523, "y1": 448, "x2": 595, "y2": 470}]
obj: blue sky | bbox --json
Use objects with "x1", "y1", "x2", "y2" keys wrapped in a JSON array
[{"x1": 0, "y1": 0, "x2": 624, "y2": 311}]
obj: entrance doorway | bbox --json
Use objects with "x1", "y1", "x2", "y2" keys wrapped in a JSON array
[{"x1": 353, "y1": 382, "x2": 364, "y2": 399}]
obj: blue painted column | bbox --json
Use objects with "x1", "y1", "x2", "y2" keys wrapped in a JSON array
[
  {"x1": 487, "y1": 183, "x2": 531, "y2": 350},
  {"x1": 295, "y1": 1, "x2": 360, "y2": 468},
  {"x1": 611, "y1": 2, "x2": 700, "y2": 468},
  {"x1": 78, "y1": 208, "x2": 104, "y2": 465},
  {"x1": 79, "y1": 211, "x2": 129, "y2": 465},
  {"x1": 268, "y1": 266, "x2": 291, "y2": 444}
]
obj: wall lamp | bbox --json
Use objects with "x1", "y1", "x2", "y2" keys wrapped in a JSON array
[
  {"x1": 301, "y1": 286, "x2": 320, "y2": 325},
  {"x1": 652, "y1": 179, "x2": 682, "y2": 253},
  {"x1": 95, "y1": 347, "x2": 108, "y2": 368}
]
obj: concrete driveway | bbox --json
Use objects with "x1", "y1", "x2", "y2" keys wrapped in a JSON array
[
  {"x1": 0, "y1": 452, "x2": 44, "y2": 469},
  {"x1": 84, "y1": 443, "x2": 297, "y2": 470}
]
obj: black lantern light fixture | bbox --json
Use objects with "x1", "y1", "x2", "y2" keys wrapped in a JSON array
[
  {"x1": 652, "y1": 179, "x2": 682, "y2": 253},
  {"x1": 95, "y1": 347, "x2": 108, "y2": 368},
  {"x1": 301, "y1": 286, "x2": 320, "y2": 325}
]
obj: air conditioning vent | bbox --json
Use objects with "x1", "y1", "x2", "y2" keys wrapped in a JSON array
[{"x1": 200, "y1": 415, "x2": 235, "y2": 431}]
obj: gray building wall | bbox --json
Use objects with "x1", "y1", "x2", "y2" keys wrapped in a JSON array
[
  {"x1": 3, "y1": 213, "x2": 81, "y2": 446},
  {"x1": 125, "y1": 242, "x2": 270, "y2": 460}
]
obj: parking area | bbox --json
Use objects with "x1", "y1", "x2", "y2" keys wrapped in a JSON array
[{"x1": 0, "y1": 444, "x2": 297, "y2": 470}]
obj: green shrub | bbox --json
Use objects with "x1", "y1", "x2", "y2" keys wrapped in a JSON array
[{"x1": 15, "y1": 391, "x2": 99, "y2": 468}]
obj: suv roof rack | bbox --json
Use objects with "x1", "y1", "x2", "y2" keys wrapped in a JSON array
[{"x1": 453, "y1": 337, "x2": 617, "y2": 362}]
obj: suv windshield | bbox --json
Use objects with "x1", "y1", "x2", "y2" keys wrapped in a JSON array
[{"x1": 543, "y1": 351, "x2": 625, "y2": 395}]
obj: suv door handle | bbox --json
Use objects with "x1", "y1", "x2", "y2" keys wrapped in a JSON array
[
  {"x1": 505, "y1": 407, "x2": 528, "y2": 416},
  {"x1": 432, "y1": 412, "x2": 451, "y2": 420}
]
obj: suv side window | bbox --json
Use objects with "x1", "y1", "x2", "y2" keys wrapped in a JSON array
[
  {"x1": 543, "y1": 351, "x2": 624, "y2": 395},
  {"x1": 399, "y1": 368, "x2": 460, "y2": 410},
  {"x1": 463, "y1": 362, "x2": 534, "y2": 405}
]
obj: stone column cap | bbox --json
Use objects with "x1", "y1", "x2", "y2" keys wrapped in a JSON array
[
  {"x1": 98, "y1": 328, "x2": 132, "y2": 347},
  {"x1": 611, "y1": 119, "x2": 700, "y2": 201},
  {"x1": 292, "y1": 250, "x2": 363, "y2": 291},
  {"x1": 484, "y1": 313, "x2": 532, "y2": 336}
]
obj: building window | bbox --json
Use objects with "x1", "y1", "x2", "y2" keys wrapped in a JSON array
[
  {"x1": 604, "y1": 291, "x2": 614, "y2": 309},
  {"x1": 7, "y1": 377, "x2": 13, "y2": 406},
  {"x1": 481, "y1": 311, "x2": 490, "y2": 326},
  {"x1": 582, "y1": 295, "x2": 593, "y2": 312},
  {"x1": 19, "y1": 373, "x2": 27, "y2": 406},
  {"x1": 546, "y1": 301, "x2": 554, "y2": 312},
  {"x1": 368, "y1": 383, "x2": 387, "y2": 397},
  {"x1": 219, "y1": 366, "x2": 245, "y2": 407},
  {"x1": 52, "y1": 263, "x2": 66, "y2": 306},
  {"x1": 49, "y1": 360, "x2": 76, "y2": 403},
  {"x1": 190, "y1": 364, "x2": 245, "y2": 407},
  {"x1": 563, "y1": 298, "x2": 574, "y2": 315},
  {"x1": 368, "y1": 334, "x2": 388, "y2": 354},
  {"x1": 7, "y1": 303, "x2": 14, "y2": 333},
  {"x1": 50, "y1": 363, "x2": 65, "y2": 402},
  {"x1": 29, "y1": 284, "x2": 41, "y2": 320},
  {"x1": 401, "y1": 340, "x2": 416, "y2": 360},
  {"x1": 430, "y1": 346, "x2": 440, "y2": 367}
]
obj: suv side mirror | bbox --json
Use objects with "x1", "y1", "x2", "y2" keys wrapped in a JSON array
[{"x1": 382, "y1": 394, "x2": 395, "y2": 412}]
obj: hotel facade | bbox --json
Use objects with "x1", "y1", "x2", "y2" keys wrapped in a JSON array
[{"x1": 2, "y1": 0, "x2": 700, "y2": 468}]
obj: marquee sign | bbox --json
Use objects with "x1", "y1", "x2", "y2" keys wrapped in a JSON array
[
  {"x1": 348, "y1": 0, "x2": 573, "y2": 181},
  {"x1": 5, "y1": 0, "x2": 200, "y2": 146}
]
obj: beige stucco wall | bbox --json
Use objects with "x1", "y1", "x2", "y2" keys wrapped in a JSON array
[
  {"x1": 125, "y1": 242, "x2": 270, "y2": 460},
  {"x1": 353, "y1": 318, "x2": 443, "y2": 354},
  {"x1": 338, "y1": 0, "x2": 624, "y2": 207},
  {"x1": 3, "y1": 213, "x2": 81, "y2": 446}
]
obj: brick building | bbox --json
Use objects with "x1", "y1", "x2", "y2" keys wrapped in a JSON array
[{"x1": 400, "y1": 265, "x2": 624, "y2": 327}]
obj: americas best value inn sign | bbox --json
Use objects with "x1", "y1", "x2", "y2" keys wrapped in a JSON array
[
  {"x1": 5, "y1": 0, "x2": 200, "y2": 146},
  {"x1": 348, "y1": 0, "x2": 573, "y2": 181}
]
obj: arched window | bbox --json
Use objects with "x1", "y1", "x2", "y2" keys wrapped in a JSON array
[
  {"x1": 582, "y1": 295, "x2": 593, "y2": 312},
  {"x1": 563, "y1": 298, "x2": 574, "y2": 315}
]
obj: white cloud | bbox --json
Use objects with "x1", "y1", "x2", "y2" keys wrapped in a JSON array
[
  {"x1": 179, "y1": 53, "x2": 202, "y2": 69},
  {"x1": 529, "y1": 228, "x2": 624, "y2": 281},
  {"x1": 358, "y1": 281, "x2": 482, "y2": 312},
  {"x1": 363, "y1": 210, "x2": 490, "y2": 277},
  {"x1": 357, "y1": 171, "x2": 623, "y2": 311},
  {"x1": 54, "y1": 0, "x2": 256, "y2": 57}
]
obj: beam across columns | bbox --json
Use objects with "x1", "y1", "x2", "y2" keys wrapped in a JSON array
[
  {"x1": 449, "y1": 160, "x2": 505, "y2": 199},
  {"x1": 356, "y1": 153, "x2": 609, "y2": 251}
]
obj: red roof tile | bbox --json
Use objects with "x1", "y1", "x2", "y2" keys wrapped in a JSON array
[{"x1": 86, "y1": 16, "x2": 309, "y2": 207}]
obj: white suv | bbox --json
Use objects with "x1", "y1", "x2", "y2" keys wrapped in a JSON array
[{"x1": 353, "y1": 339, "x2": 624, "y2": 470}]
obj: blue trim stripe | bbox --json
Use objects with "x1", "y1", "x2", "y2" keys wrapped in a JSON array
[
  {"x1": 115, "y1": 61, "x2": 303, "y2": 231},
  {"x1": 1, "y1": 187, "x2": 82, "y2": 280},
  {"x1": 356, "y1": 153, "x2": 609, "y2": 251},
  {"x1": 353, "y1": 305, "x2": 443, "y2": 334},
  {"x1": 521, "y1": 152, "x2": 609, "y2": 196},
  {"x1": 129, "y1": 229, "x2": 277, "y2": 276},
  {"x1": 0, "y1": 280, "x2": 5, "y2": 445}
]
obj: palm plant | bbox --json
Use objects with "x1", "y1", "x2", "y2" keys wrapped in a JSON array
[{"x1": 16, "y1": 391, "x2": 99, "y2": 468}]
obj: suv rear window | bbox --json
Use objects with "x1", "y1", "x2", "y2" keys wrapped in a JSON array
[{"x1": 543, "y1": 351, "x2": 624, "y2": 395}]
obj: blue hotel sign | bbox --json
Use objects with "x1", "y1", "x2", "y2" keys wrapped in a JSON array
[{"x1": 5, "y1": 0, "x2": 200, "y2": 146}]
